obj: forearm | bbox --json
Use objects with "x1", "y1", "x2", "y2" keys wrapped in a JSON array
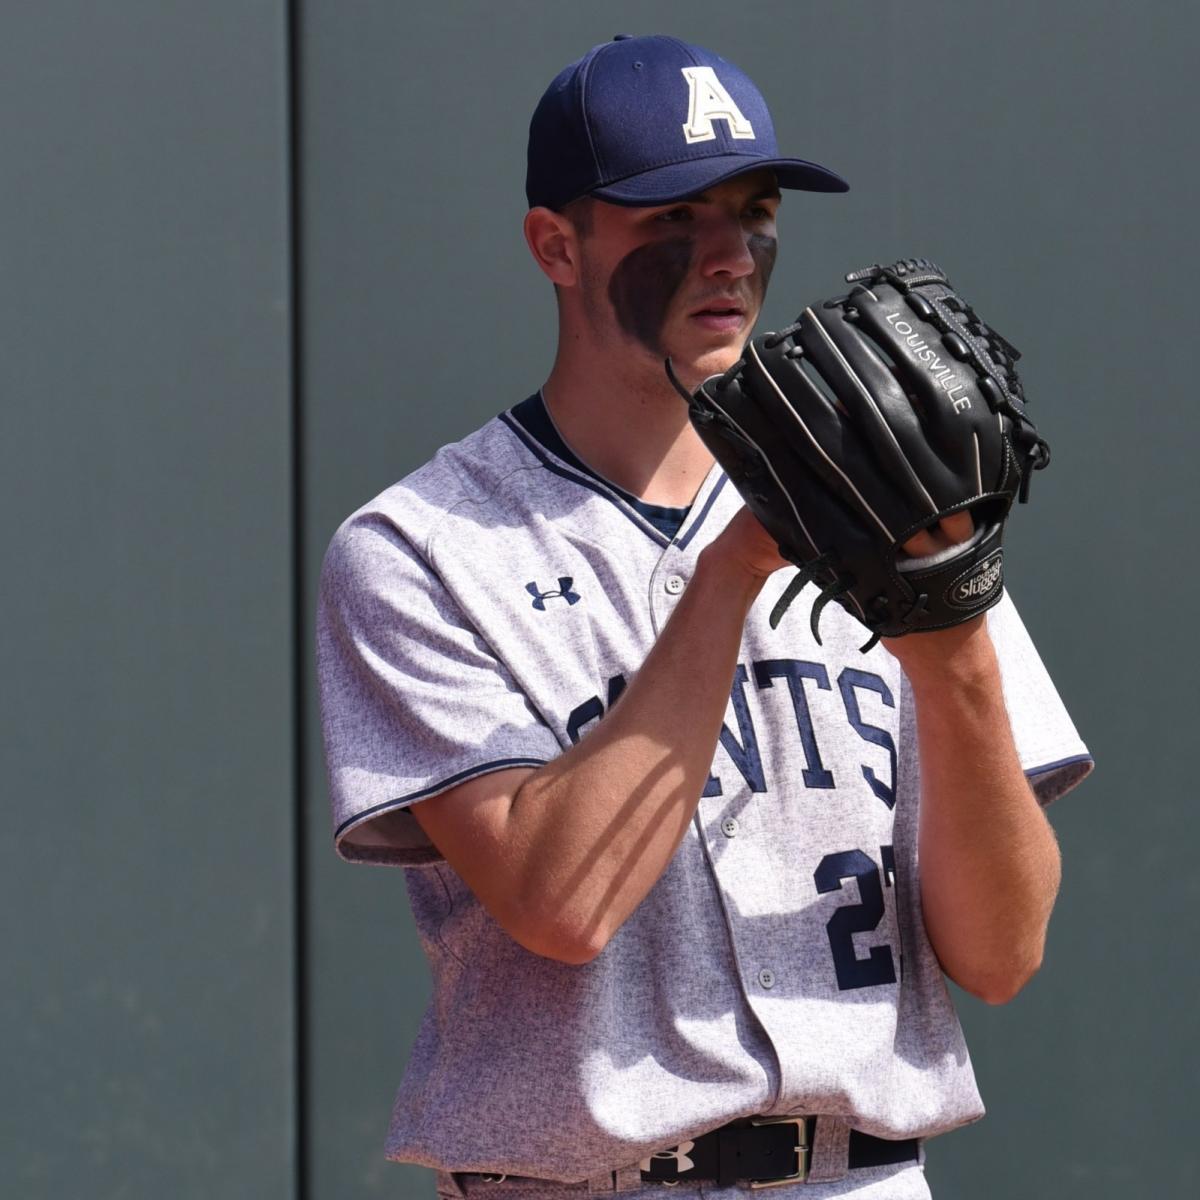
[
  {"x1": 505, "y1": 542, "x2": 765, "y2": 962},
  {"x1": 899, "y1": 620, "x2": 1062, "y2": 1003}
]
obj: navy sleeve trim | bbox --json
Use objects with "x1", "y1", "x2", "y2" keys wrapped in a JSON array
[
  {"x1": 1025, "y1": 753, "x2": 1094, "y2": 780},
  {"x1": 333, "y1": 756, "x2": 549, "y2": 842}
]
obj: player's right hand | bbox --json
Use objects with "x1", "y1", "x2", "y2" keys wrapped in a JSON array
[{"x1": 706, "y1": 504, "x2": 791, "y2": 581}]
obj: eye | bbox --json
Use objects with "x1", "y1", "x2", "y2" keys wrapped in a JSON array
[
  {"x1": 745, "y1": 203, "x2": 775, "y2": 221},
  {"x1": 655, "y1": 206, "x2": 692, "y2": 223}
]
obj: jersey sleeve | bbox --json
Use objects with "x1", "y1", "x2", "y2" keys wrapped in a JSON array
[
  {"x1": 316, "y1": 512, "x2": 561, "y2": 867},
  {"x1": 985, "y1": 591, "x2": 1093, "y2": 804}
]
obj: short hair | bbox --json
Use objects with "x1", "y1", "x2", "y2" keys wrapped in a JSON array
[{"x1": 559, "y1": 194, "x2": 595, "y2": 239}]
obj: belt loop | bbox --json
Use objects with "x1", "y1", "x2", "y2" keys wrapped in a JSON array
[
  {"x1": 586, "y1": 1170, "x2": 617, "y2": 1193},
  {"x1": 716, "y1": 1125, "x2": 740, "y2": 1188},
  {"x1": 807, "y1": 1116, "x2": 852, "y2": 1184},
  {"x1": 434, "y1": 1168, "x2": 468, "y2": 1198}
]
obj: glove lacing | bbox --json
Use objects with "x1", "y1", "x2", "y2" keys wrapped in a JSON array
[
  {"x1": 769, "y1": 555, "x2": 830, "y2": 630},
  {"x1": 769, "y1": 553, "x2": 881, "y2": 653},
  {"x1": 935, "y1": 294, "x2": 1052, "y2": 500},
  {"x1": 763, "y1": 322, "x2": 804, "y2": 351}
]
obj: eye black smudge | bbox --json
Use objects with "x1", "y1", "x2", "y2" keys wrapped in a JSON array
[
  {"x1": 606, "y1": 237, "x2": 693, "y2": 356},
  {"x1": 748, "y1": 235, "x2": 777, "y2": 304}
]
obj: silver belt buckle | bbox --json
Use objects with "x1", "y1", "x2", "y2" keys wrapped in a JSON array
[{"x1": 747, "y1": 1115, "x2": 813, "y2": 1189}]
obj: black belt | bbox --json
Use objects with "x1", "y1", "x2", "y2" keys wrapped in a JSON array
[
  {"x1": 462, "y1": 1115, "x2": 920, "y2": 1190},
  {"x1": 640, "y1": 1116, "x2": 919, "y2": 1188}
]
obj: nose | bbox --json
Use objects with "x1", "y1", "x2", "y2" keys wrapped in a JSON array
[{"x1": 697, "y1": 214, "x2": 757, "y2": 280}]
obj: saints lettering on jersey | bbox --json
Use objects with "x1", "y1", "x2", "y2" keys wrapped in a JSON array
[
  {"x1": 565, "y1": 655, "x2": 904, "y2": 994},
  {"x1": 680, "y1": 66, "x2": 755, "y2": 144},
  {"x1": 565, "y1": 657, "x2": 895, "y2": 808}
]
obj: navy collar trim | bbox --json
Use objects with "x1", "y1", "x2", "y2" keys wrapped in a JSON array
[
  {"x1": 675, "y1": 472, "x2": 729, "y2": 549},
  {"x1": 501, "y1": 392, "x2": 732, "y2": 550},
  {"x1": 500, "y1": 401, "x2": 672, "y2": 547}
]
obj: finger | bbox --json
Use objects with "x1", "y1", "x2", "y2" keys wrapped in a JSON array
[
  {"x1": 901, "y1": 509, "x2": 977, "y2": 559},
  {"x1": 901, "y1": 528, "x2": 942, "y2": 558},
  {"x1": 940, "y1": 509, "x2": 975, "y2": 544}
]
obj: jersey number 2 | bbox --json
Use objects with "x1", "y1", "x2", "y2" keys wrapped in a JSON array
[{"x1": 814, "y1": 846, "x2": 900, "y2": 991}]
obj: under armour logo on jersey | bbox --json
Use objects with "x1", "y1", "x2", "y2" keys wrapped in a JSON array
[
  {"x1": 681, "y1": 66, "x2": 755, "y2": 144},
  {"x1": 525, "y1": 577, "x2": 581, "y2": 610},
  {"x1": 640, "y1": 1140, "x2": 696, "y2": 1175}
]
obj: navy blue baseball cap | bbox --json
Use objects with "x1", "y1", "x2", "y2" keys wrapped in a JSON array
[{"x1": 526, "y1": 34, "x2": 849, "y2": 210}]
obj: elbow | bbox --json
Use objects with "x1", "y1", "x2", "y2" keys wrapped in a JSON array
[
  {"x1": 514, "y1": 924, "x2": 607, "y2": 966},
  {"x1": 543, "y1": 934, "x2": 606, "y2": 966},
  {"x1": 967, "y1": 952, "x2": 1045, "y2": 1006},
  {"x1": 500, "y1": 903, "x2": 609, "y2": 966}
]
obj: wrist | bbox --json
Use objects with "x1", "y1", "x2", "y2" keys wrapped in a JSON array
[
  {"x1": 694, "y1": 539, "x2": 771, "y2": 610},
  {"x1": 884, "y1": 614, "x2": 997, "y2": 694},
  {"x1": 701, "y1": 505, "x2": 791, "y2": 584}
]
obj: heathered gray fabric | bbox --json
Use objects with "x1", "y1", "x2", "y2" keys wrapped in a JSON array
[{"x1": 316, "y1": 403, "x2": 1092, "y2": 1189}]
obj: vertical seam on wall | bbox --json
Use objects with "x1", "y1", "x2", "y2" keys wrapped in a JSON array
[{"x1": 286, "y1": 1, "x2": 309, "y2": 1198}]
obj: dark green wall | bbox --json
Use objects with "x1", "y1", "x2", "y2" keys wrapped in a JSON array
[
  {"x1": 4, "y1": 2, "x2": 1193, "y2": 1197},
  {"x1": 1, "y1": 2, "x2": 296, "y2": 1197}
]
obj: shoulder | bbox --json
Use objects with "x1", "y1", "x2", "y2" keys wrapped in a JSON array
[
  {"x1": 386, "y1": 415, "x2": 543, "y2": 540},
  {"x1": 320, "y1": 411, "x2": 546, "y2": 575}
]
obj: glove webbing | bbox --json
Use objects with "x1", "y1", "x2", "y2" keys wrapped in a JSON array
[{"x1": 836, "y1": 267, "x2": 1052, "y2": 503}]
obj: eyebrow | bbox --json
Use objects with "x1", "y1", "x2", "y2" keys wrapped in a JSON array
[{"x1": 674, "y1": 186, "x2": 783, "y2": 205}]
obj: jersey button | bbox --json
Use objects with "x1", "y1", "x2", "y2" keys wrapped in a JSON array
[
  {"x1": 721, "y1": 817, "x2": 739, "y2": 838},
  {"x1": 664, "y1": 574, "x2": 685, "y2": 595},
  {"x1": 758, "y1": 967, "x2": 776, "y2": 989}
]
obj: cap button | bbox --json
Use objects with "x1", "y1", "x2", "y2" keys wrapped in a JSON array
[{"x1": 612, "y1": 33, "x2": 634, "y2": 40}]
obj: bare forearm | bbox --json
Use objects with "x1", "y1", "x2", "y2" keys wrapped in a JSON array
[
  {"x1": 899, "y1": 621, "x2": 1062, "y2": 1003},
  {"x1": 505, "y1": 543, "x2": 765, "y2": 961}
]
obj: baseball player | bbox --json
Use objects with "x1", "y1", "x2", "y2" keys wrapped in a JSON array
[{"x1": 316, "y1": 35, "x2": 1092, "y2": 1199}]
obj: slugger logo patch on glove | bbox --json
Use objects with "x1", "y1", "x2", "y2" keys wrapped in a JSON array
[
  {"x1": 945, "y1": 553, "x2": 1005, "y2": 610},
  {"x1": 669, "y1": 257, "x2": 1050, "y2": 650}
]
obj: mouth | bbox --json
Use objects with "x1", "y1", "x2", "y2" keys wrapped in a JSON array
[{"x1": 688, "y1": 300, "x2": 747, "y2": 332}]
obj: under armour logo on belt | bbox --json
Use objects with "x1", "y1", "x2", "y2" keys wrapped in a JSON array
[
  {"x1": 525, "y1": 577, "x2": 581, "y2": 610},
  {"x1": 640, "y1": 1140, "x2": 696, "y2": 1176}
]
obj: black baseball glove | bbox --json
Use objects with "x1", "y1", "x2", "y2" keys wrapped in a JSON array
[{"x1": 669, "y1": 257, "x2": 1050, "y2": 651}]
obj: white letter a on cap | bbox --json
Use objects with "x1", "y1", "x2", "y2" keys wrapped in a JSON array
[{"x1": 681, "y1": 66, "x2": 755, "y2": 144}]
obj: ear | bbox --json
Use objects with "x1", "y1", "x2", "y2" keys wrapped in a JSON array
[{"x1": 523, "y1": 207, "x2": 582, "y2": 288}]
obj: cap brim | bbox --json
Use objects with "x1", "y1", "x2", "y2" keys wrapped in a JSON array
[{"x1": 590, "y1": 154, "x2": 849, "y2": 205}]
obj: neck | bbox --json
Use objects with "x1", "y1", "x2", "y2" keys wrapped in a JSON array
[{"x1": 540, "y1": 340, "x2": 718, "y2": 509}]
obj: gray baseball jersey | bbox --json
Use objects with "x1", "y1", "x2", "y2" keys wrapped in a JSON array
[{"x1": 316, "y1": 393, "x2": 1092, "y2": 1187}]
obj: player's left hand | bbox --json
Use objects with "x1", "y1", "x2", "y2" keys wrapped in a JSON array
[
  {"x1": 727, "y1": 505, "x2": 976, "y2": 582},
  {"x1": 898, "y1": 510, "x2": 974, "y2": 560},
  {"x1": 885, "y1": 510, "x2": 987, "y2": 672},
  {"x1": 678, "y1": 257, "x2": 1051, "y2": 652}
]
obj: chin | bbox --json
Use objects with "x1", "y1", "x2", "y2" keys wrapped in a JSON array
[
  {"x1": 663, "y1": 315, "x2": 757, "y2": 381},
  {"x1": 667, "y1": 343, "x2": 746, "y2": 388}
]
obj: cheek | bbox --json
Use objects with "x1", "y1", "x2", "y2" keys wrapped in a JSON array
[
  {"x1": 606, "y1": 237, "x2": 694, "y2": 355},
  {"x1": 749, "y1": 235, "x2": 778, "y2": 299}
]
